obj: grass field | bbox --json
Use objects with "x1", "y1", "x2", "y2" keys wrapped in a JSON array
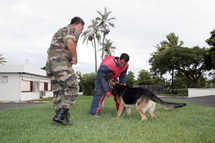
[{"x1": 0, "y1": 95, "x2": 214, "y2": 143}]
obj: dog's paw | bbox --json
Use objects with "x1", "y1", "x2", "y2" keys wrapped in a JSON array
[
  {"x1": 139, "y1": 118, "x2": 148, "y2": 122},
  {"x1": 152, "y1": 116, "x2": 156, "y2": 120}
]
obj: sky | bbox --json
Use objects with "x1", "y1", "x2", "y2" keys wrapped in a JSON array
[{"x1": 0, "y1": 0, "x2": 215, "y2": 79}]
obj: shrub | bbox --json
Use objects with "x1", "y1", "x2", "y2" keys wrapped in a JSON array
[
  {"x1": 126, "y1": 71, "x2": 135, "y2": 87},
  {"x1": 80, "y1": 73, "x2": 96, "y2": 96},
  {"x1": 177, "y1": 88, "x2": 188, "y2": 94}
]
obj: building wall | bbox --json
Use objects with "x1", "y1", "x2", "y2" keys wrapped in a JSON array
[
  {"x1": 0, "y1": 74, "x2": 21, "y2": 101},
  {"x1": 21, "y1": 92, "x2": 40, "y2": 101}
]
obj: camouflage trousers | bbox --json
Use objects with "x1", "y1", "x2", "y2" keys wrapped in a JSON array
[{"x1": 45, "y1": 54, "x2": 79, "y2": 112}]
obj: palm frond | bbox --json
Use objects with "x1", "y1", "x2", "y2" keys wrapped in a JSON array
[{"x1": 0, "y1": 53, "x2": 7, "y2": 65}]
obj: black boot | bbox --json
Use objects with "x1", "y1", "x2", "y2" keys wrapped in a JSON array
[{"x1": 52, "y1": 107, "x2": 73, "y2": 126}]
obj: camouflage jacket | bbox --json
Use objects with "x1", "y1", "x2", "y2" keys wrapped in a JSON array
[{"x1": 47, "y1": 24, "x2": 79, "y2": 63}]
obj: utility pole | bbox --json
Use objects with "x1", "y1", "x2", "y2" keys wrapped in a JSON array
[{"x1": 26, "y1": 59, "x2": 29, "y2": 66}]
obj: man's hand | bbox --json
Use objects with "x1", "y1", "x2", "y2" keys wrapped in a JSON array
[
  {"x1": 105, "y1": 92, "x2": 113, "y2": 97},
  {"x1": 72, "y1": 56, "x2": 77, "y2": 65}
]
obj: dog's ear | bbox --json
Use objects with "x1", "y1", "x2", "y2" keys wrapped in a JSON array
[{"x1": 105, "y1": 76, "x2": 110, "y2": 82}]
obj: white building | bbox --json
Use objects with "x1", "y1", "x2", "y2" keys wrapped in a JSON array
[{"x1": 0, "y1": 65, "x2": 53, "y2": 101}]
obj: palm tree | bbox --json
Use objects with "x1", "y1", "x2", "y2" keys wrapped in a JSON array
[
  {"x1": 154, "y1": 43, "x2": 169, "y2": 54},
  {"x1": 161, "y1": 32, "x2": 184, "y2": 94},
  {"x1": 161, "y1": 32, "x2": 184, "y2": 48},
  {"x1": 82, "y1": 19, "x2": 101, "y2": 73},
  {"x1": 0, "y1": 54, "x2": 7, "y2": 65},
  {"x1": 99, "y1": 39, "x2": 116, "y2": 58},
  {"x1": 96, "y1": 7, "x2": 116, "y2": 60}
]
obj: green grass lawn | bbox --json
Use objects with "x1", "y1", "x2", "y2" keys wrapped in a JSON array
[{"x1": 0, "y1": 95, "x2": 214, "y2": 143}]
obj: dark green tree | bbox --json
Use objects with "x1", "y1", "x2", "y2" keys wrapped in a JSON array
[
  {"x1": 126, "y1": 71, "x2": 135, "y2": 87},
  {"x1": 204, "y1": 29, "x2": 215, "y2": 70},
  {"x1": 79, "y1": 72, "x2": 96, "y2": 96},
  {"x1": 172, "y1": 72, "x2": 207, "y2": 94},
  {"x1": 151, "y1": 32, "x2": 184, "y2": 94},
  {"x1": 149, "y1": 52, "x2": 168, "y2": 87},
  {"x1": 136, "y1": 69, "x2": 153, "y2": 85},
  {"x1": 161, "y1": 33, "x2": 184, "y2": 94},
  {"x1": 173, "y1": 72, "x2": 191, "y2": 89},
  {"x1": 76, "y1": 71, "x2": 83, "y2": 92},
  {"x1": 162, "y1": 46, "x2": 206, "y2": 88}
]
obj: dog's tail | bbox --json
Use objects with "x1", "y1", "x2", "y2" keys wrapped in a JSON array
[{"x1": 151, "y1": 95, "x2": 186, "y2": 109}]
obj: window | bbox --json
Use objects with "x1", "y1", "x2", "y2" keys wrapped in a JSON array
[
  {"x1": 40, "y1": 82, "x2": 44, "y2": 91},
  {"x1": 48, "y1": 83, "x2": 51, "y2": 91},
  {"x1": 1, "y1": 76, "x2": 8, "y2": 83},
  {"x1": 22, "y1": 80, "x2": 51, "y2": 92},
  {"x1": 33, "y1": 81, "x2": 40, "y2": 92},
  {"x1": 44, "y1": 82, "x2": 48, "y2": 91},
  {"x1": 21, "y1": 80, "x2": 33, "y2": 92},
  {"x1": 22, "y1": 80, "x2": 40, "y2": 92},
  {"x1": 44, "y1": 82, "x2": 51, "y2": 91}
]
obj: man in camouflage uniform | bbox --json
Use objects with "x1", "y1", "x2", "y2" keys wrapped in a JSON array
[{"x1": 45, "y1": 17, "x2": 84, "y2": 126}]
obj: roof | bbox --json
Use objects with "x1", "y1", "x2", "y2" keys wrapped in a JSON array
[{"x1": 0, "y1": 65, "x2": 46, "y2": 77}]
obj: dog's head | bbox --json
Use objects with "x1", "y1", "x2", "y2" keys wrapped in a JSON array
[{"x1": 106, "y1": 77, "x2": 119, "y2": 91}]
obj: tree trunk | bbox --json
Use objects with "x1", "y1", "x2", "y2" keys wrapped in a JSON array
[
  {"x1": 172, "y1": 69, "x2": 174, "y2": 94},
  {"x1": 183, "y1": 72, "x2": 199, "y2": 88},
  {"x1": 101, "y1": 26, "x2": 106, "y2": 60},
  {"x1": 91, "y1": 40, "x2": 97, "y2": 73},
  {"x1": 193, "y1": 82, "x2": 198, "y2": 88},
  {"x1": 160, "y1": 73, "x2": 162, "y2": 94},
  {"x1": 93, "y1": 39, "x2": 97, "y2": 73},
  {"x1": 101, "y1": 32, "x2": 106, "y2": 60}
]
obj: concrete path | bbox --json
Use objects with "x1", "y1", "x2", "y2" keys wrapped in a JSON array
[
  {"x1": 160, "y1": 95, "x2": 215, "y2": 108},
  {"x1": 0, "y1": 103, "x2": 45, "y2": 110},
  {"x1": 0, "y1": 101, "x2": 51, "y2": 110}
]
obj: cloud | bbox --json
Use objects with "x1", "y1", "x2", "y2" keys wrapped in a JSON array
[{"x1": 0, "y1": 0, "x2": 215, "y2": 79}]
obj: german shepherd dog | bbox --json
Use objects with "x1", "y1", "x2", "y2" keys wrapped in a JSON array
[{"x1": 107, "y1": 78, "x2": 186, "y2": 121}]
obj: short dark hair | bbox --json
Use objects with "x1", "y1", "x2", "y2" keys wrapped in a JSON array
[
  {"x1": 70, "y1": 16, "x2": 85, "y2": 25},
  {"x1": 120, "y1": 53, "x2": 129, "y2": 62}
]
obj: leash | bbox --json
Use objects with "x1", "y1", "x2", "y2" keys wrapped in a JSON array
[
  {"x1": 55, "y1": 32, "x2": 73, "y2": 61},
  {"x1": 122, "y1": 87, "x2": 128, "y2": 95}
]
